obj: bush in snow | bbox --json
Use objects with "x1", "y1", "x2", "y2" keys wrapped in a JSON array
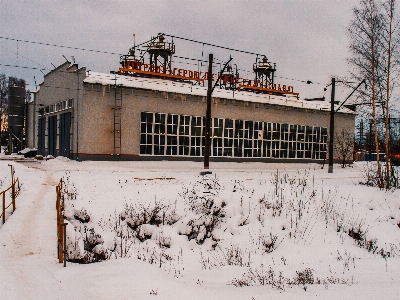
[
  {"x1": 74, "y1": 207, "x2": 90, "y2": 223},
  {"x1": 137, "y1": 224, "x2": 157, "y2": 242},
  {"x1": 212, "y1": 244, "x2": 251, "y2": 267},
  {"x1": 249, "y1": 230, "x2": 281, "y2": 254},
  {"x1": 122, "y1": 200, "x2": 179, "y2": 231},
  {"x1": 179, "y1": 176, "x2": 226, "y2": 244},
  {"x1": 294, "y1": 268, "x2": 314, "y2": 285},
  {"x1": 66, "y1": 224, "x2": 108, "y2": 264},
  {"x1": 261, "y1": 233, "x2": 278, "y2": 253},
  {"x1": 348, "y1": 226, "x2": 365, "y2": 247},
  {"x1": 184, "y1": 199, "x2": 226, "y2": 244},
  {"x1": 229, "y1": 264, "x2": 286, "y2": 290},
  {"x1": 230, "y1": 265, "x2": 352, "y2": 291},
  {"x1": 60, "y1": 174, "x2": 108, "y2": 264},
  {"x1": 359, "y1": 162, "x2": 399, "y2": 189}
]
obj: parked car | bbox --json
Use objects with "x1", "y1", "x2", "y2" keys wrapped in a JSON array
[
  {"x1": 390, "y1": 153, "x2": 400, "y2": 166},
  {"x1": 18, "y1": 148, "x2": 38, "y2": 158}
]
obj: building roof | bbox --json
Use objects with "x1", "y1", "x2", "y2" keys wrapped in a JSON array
[{"x1": 83, "y1": 71, "x2": 355, "y2": 115}]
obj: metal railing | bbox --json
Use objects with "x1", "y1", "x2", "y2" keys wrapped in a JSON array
[{"x1": 0, "y1": 165, "x2": 20, "y2": 224}]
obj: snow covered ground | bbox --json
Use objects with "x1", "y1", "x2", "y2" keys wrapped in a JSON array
[{"x1": 0, "y1": 156, "x2": 400, "y2": 299}]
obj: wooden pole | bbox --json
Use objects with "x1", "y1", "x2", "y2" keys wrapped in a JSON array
[
  {"x1": 2, "y1": 192, "x2": 5, "y2": 224},
  {"x1": 204, "y1": 53, "x2": 213, "y2": 169},
  {"x1": 63, "y1": 222, "x2": 67, "y2": 267},
  {"x1": 328, "y1": 78, "x2": 335, "y2": 173},
  {"x1": 56, "y1": 182, "x2": 64, "y2": 263}
]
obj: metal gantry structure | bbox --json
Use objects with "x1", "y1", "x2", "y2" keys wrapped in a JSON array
[{"x1": 115, "y1": 33, "x2": 300, "y2": 164}]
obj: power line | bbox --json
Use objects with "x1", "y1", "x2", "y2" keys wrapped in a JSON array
[
  {"x1": 0, "y1": 62, "x2": 317, "y2": 88},
  {"x1": 0, "y1": 44, "x2": 51, "y2": 71},
  {"x1": 0, "y1": 63, "x2": 47, "y2": 71},
  {"x1": 0, "y1": 36, "x2": 318, "y2": 87},
  {"x1": 0, "y1": 36, "x2": 124, "y2": 56},
  {"x1": 163, "y1": 33, "x2": 264, "y2": 56}
]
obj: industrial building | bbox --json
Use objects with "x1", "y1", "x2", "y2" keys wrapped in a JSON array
[
  {"x1": 27, "y1": 34, "x2": 355, "y2": 162},
  {"x1": 7, "y1": 79, "x2": 27, "y2": 153}
]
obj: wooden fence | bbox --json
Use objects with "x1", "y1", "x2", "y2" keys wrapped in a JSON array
[
  {"x1": 0, "y1": 166, "x2": 20, "y2": 224},
  {"x1": 56, "y1": 178, "x2": 65, "y2": 263}
]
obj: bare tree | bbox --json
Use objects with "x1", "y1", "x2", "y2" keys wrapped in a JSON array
[
  {"x1": 381, "y1": 0, "x2": 400, "y2": 188},
  {"x1": 0, "y1": 73, "x2": 8, "y2": 143},
  {"x1": 348, "y1": 0, "x2": 399, "y2": 188},
  {"x1": 335, "y1": 129, "x2": 355, "y2": 167}
]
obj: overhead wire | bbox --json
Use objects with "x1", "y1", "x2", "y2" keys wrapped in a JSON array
[
  {"x1": 0, "y1": 36, "x2": 124, "y2": 56},
  {"x1": 0, "y1": 35, "x2": 319, "y2": 89},
  {"x1": 163, "y1": 33, "x2": 263, "y2": 56},
  {"x1": 0, "y1": 63, "x2": 47, "y2": 71},
  {"x1": 0, "y1": 44, "x2": 51, "y2": 71}
]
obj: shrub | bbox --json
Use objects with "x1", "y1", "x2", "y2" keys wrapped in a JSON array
[
  {"x1": 294, "y1": 268, "x2": 314, "y2": 285},
  {"x1": 74, "y1": 207, "x2": 90, "y2": 223},
  {"x1": 179, "y1": 176, "x2": 226, "y2": 244},
  {"x1": 229, "y1": 265, "x2": 286, "y2": 290},
  {"x1": 122, "y1": 200, "x2": 179, "y2": 231},
  {"x1": 348, "y1": 227, "x2": 365, "y2": 247}
]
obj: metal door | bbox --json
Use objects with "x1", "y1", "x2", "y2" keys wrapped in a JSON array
[
  {"x1": 38, "y1": 117, "x2": 45, "y2": 155},
  {"x1": 48, "y1": 115, "x2": 57, "y2": 156},
  {"x1": 59, "y1": 113, "x2": 71, "y2": 158}
]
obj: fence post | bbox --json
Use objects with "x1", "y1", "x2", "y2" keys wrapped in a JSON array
[
  {"x1": 2, "y1": 192, "x2": 5, "y2": 224},
  {"x1": 8, "y1": 165, "x2": 15, "y2": 211},
  {"x1": 57, "y1": 184, "x2": 61, "y2": 263},
  {"x1": 56, "y1": 179, "x2": 64, "y2": 263},
  {"x1": 12, "y1": 178, "x2": 16, "y2": 212},
  {"x1": 63, "y1": 222, "x2": 68, "y2": 267}
]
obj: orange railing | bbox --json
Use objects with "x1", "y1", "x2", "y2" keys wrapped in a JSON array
[{"x1": 0, "y1": 166, "x2": 20, "y2": 224}]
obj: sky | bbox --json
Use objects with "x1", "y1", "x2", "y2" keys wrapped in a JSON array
[{"x1": 0, "y1": 0, "x2": 361, "y2": 100}]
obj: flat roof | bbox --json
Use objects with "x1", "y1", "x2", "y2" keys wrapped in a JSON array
[{"x1": 83, "y1": 71, "x2": 354, "y2": 115}]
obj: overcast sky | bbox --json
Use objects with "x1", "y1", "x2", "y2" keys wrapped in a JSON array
[{"x1": 0, "y1": 0, "x2": 361, "y2": 100}]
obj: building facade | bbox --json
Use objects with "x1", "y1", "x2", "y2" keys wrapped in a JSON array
[{"x1": 27, "y1": 62, "x2": 355, "y2": 162}]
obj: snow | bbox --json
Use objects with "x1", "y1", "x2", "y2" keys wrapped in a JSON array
[
  {"x1": 1, "y1": 156, "x2": 400, "y2": 299},
  {"x1": 84, "y1": 71, "x2": 355, "y2": 114}
]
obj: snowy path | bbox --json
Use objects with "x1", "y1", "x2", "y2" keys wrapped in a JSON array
[{"x1": 0, "y1": 161, "x2": 60, "y2": 299}]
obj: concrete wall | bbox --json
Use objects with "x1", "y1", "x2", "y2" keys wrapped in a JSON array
[
  {"x1": 29, "y1": 65, "x2": 355, "y2": 161},
  {"x1": 79, "y1": 83, "x2": 355, "y2": 161},
  {"x1": 32, "y1": 63, "x2": 85, "y2": 158}
]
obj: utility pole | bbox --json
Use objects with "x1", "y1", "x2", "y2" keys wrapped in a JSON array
[
  {"x1": 203, "y1": 54, "x2": 233, "y2": 172},
  {"x1": 204, "y1": 53, "x2": 213, "y2": 170},
  {"x1": 328, "y1": 77, "x2": 335, "y2": 173},
  {"x1": 328, "y1": 78, "x2": 366, "y2": 173}
]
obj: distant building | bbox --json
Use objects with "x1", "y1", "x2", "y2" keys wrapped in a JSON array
[{"x1": 26, "y1": 35, "x2": 355, "y2": 162}]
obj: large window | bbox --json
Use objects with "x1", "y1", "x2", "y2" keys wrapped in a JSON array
[
  {"x1": 190, "y1": 116, "x2": 203, "y2": 156},
  {"x1": 179, "y1": 115, "x2": 190, "y2": 155},
  {"x1": 212, "y1": 118, "x2": 224, "y2": 156},
  {"x1": 140, "y1": 112, "x2": 153, "y2": 154},
  {"x1": 223, "y1": 119, "x2": 234, "y2": 156},
  {"x1": 154, "y1": 113, "x2": 166, "y2": 155},
  {"x1": 140, "y1": 111, "x2": 328, "y2": 159},
  {"x1": 166, "y1": 114, "x2": 178, "y2": 155}
]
